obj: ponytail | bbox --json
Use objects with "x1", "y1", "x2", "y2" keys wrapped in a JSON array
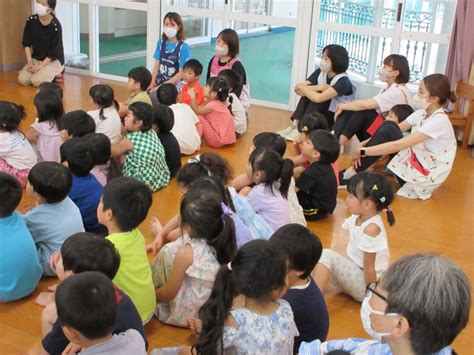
[
  {"x1": 279, "y1": 159, "x2": 294, "y2": 199},
  {"x1": 449, "y1": 90, "x2": 457, "y2": 104},
  {"x1": 385, "y1": 207, "x2": 396, "y2": 226},
  {"x1": 89, "y1": 84, "x2": 115, "y2": 120},
  {"x1": 208, "y1": 214, "x2": 236, "y2": 264},
  {"x1": 207, "y1": 77, "x2": 229, "y2": 103},
  {"x1": 99, "y1": 107, "x2": 106, "y2": 121}
]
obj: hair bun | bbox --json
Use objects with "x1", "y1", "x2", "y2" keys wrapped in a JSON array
[{"x1": 449, "y1": 90, "x2": 457, "y2": 104}]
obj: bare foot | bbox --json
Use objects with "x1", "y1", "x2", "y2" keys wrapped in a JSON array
[
  {"x1": 187, "y1": 317, "x2": 202, "y2": 335},
  {"x1": 47, "y1": 283, "x2": 59, "y2": 292},
  {"x1": 35, "y1": 292, "x2": 55, "y2": 307}
]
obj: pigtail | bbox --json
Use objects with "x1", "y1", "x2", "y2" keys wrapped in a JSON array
[
  {"x1": 279, "y1": 159, "x2": 294, "y2": 199},
  {"x1": 208, "y1": 214, "x2": 237, "y2": 264},
  {"x1": 385, "y1": 207, "x2": 396, "y2": 226},
  {"x1": 224, "y1": 187, "x2": 236, "y2": 212},
  {"x1": 99, "y1": 107, "x2": 106, "y2": 121},
  {"x1": 227, "y1": 94, "x2": 233, "y2": 114},
  {"x1": 113, "y1": 99, "x2": 120, "y2": 111}
]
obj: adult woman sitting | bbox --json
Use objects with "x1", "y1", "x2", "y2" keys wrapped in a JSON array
[
  {"x1": 333, "y1": 54, "x2": 411, "y2": 148},
  {"x1": 280, "y1": 44, "x2": 355, "y2": 140},
  {"x1": 18, "y1": 0, "x2": 64, "y2": 88},
  {"x1": 351, "y1": 74, "x2": 457, "y2": 200},
  {"x1": 300, "y1": 253, "x2": 471, "y2": 354}
]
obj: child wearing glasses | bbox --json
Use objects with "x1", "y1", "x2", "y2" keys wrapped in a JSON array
[{"x1": 312, "y1": 172, "x2": 395, "y2": 302}]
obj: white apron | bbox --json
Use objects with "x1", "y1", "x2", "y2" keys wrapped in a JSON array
[{"x1": 317, "y1": 71, "x2": 357, "y2": 112}]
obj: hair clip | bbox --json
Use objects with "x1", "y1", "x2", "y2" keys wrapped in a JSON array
[
  {"x1": 301, "y1": 126, "x2": 309, "y2": 133},
  {"x1": 372, "y1": 184, "x2": 378, "y2": 191},
  {"x1": 379, "y1": 196, "x2": 386, "y2": 203},
  {"x1": 227, "y1": 262, "x2": 232, "y2": 271},
  {"x1": 187, "y1": 155, "x2": 201, "y2": 164},
  {"x1": 221, "y1": 203, "x2": 231, "y2": 219}
]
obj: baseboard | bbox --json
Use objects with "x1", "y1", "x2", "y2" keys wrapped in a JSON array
[{"x1": 0, "y1": 62, "x2": 24, "y2": 72}]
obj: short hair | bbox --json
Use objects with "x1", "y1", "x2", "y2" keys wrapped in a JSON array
[
  {"x1": 322, "y1": 44, "x2": 349, "y2": 74},
  {"x1": 129, "y1": 102, "x2": 153, "y2": 132},
  {"x1": 383, "y1": 54, "x2": 410, "y2": 84},
  {"x1": 84, "y1": 133, "x2": 111, "y2": 165},
  {"x1": 59, "y1": 110, "x2": 96, "y2": 138},
  {"x1": 127, "y1": 66, "x2": 152, "y2": 91},
  {"x1": 252, "y1": 132, "x2": 287, "y2": 157},
  {"x1": 34, "y1": 90, "x2": 64, "y2": 127},
  {"x1": 270, "y1": 224, "x2": 322, "y2": 279},
  {"x1": 162, "y1": 12, "x2": 186, "y2": 41},
  {"x1": 28, "y1": 162, "x2": 72, "y2": 203},
  {"x1": 101, "y1": 177, "x2": 152, "y2": 232},
  {"x1": 218, "y1": 29, "x2": 240, "y2": 57},
  {"x1": 0, "y1": 101, "x2": 25, "y2": 132},
  {"x1": 217, "y1": 69, "x2": 243, "y2": 94},
  {"x1": 38, "y1": 82, "x2": 63, "y2": 99},
  {"x1": 61, "y1": 233, "x2": 120, "y2": 279},
  {"x1": 0, "y1": 173, "x2": 22, "y2": 217},
  {"x1": 297, "y1": 112, "x2": 329, "y2": 133},
  {"x1": 381, "y1": 253, "x2": 471, "y2": 354},
  {"x1": 152, "y1": 104, "x2": 175, "y2": 133},
  {"x1": 308, "y1": 130, "x2": 340, "y2": 163},
  {"x1": 60, "y1": 137, "x2": 95, "y2": 177},
  {"x1": 183, "y1": 59, "x2": 203, "y2": 76},
  {"x1": 157, "y1": 83, "x2": 178, "y2": 106},
  {"x1": 56, "y1": 272, "x2": 116, "y2": 340},
  {"x1": 389, "y1": 104, "x2": 414, "y2": 123}
]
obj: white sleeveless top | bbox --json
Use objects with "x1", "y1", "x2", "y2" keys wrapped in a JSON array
[{"x1": 317, "y1": 71, "x2": 357, "y2": 112}]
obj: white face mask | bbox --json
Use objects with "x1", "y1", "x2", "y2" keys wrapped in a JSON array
[
  {"x1": 412, "y1": 93, "x2": 429, "y2": 110},
  {"x1": 320, "y1": 60, "x2": 332, "y2": 73},
  {"x1": 360, "y1": 294, "x2": 399, "y2": 343},
  {"x1": 215, "y1": 45, "x2": 229, "y2": 56},
  {"x1": 163, "y1": 26, "x2": 178, "y2": 38},
  {"x1": 35, "y1": 3, "x2": 49, "y2": 16}
]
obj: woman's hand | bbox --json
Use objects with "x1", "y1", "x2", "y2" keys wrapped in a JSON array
[
  {"x1": 31, "y1": 63, "x2": 44, "y2": 74},
  {"x1": 334, "y1": 104, "x2": 346, "y2": 120},
  {"x1": 352, "y1": 145, "x2": 362, "y2": 168}
]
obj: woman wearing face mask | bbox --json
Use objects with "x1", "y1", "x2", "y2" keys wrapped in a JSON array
[
  {"x1": 149, "y1": 12, "x2": 191, "y2": 93},
  {"x1": 351, "y1": 74, "x2": 457, "y2": 200},
  {"x1": 333, "y1": 54, "x2": 411, "y2": 150},
  {"x1": 206, "y1": 29, "x2": 250, "y2": 114},
  {"x1": 299, "y1": 253, "x2": 471, "y2": 355},
  {"x1": 279, "y1": 44, "x2": 355, "y2": 140},
  {"x1": 18, "y1": 0, "x2": 64, "y2": 87}
]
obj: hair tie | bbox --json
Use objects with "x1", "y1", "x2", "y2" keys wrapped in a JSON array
[
  {"x1": 379, "y1": 196, "x2": 386, "y2": 203},
  {"x1": 227, "y1": 262, "x2": 232, "y2": 271},
  {"x1": 372, "y1": 184, "x2": 378, "y2": 191},
  {"x1": 187, "y1": 155, "x2": 201, "y2": 165},
  {"x1": 301, "y1": 126, "x2": 309, "y2": 133},
  {"x1": 221, "y1": 203, "x2": 231, "y2": 219}
]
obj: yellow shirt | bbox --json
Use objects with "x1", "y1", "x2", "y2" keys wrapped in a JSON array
[
  {"x1": 106, "y1": 229, "x2": 156, "y2": 321},
  {"x1": 128, "y1": 91, "x2": 152, "y2": 106}
]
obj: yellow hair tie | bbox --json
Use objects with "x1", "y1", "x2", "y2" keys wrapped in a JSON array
[
  {"x1": 372, "y1": 184, "x2": 378, "y2": 191},
  {"x1": 301, "y1": 126, "x2": 309, "y2": 133}
]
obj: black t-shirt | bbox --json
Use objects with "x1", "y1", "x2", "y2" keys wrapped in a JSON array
[
  {"x1": 22, "y1": 15, "x2": 65, "y2": 65},
  {"x1": 206, "y1": 56, "x2": 247, "y2": 97},
  {"x1": 307, "y1": 69, "x2": 353, "y2": 97},
  {"x1": 42, "y1": 287, "x2": 148, "y2": 354},
  {"x1": 283, "y1": 276, "x2": 329, "y2": 353},
  {"x1": 158, "y1": 132, "x2": 182, "y2": 178},
  {"x1": 296, "y1": 161, "x2": 337, "y2": 215}
]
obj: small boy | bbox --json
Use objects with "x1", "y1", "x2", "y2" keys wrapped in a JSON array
[
  {"x1": 157, "y1": 83, "x2": 201, "y2": 155},
  {"x1": 60, "y1": 137, "x2": 107, "y2": 235},
  {"x1": 0, "y1": 173, "x2": 42, "y2": 302},
  {"x1": 295, "y1": 130, "x2": 339, "y2": 221},
  {"x1": 270, "y1": 224, "x2": 329, "y2": 352},
  {"x1": 118, "y1": 66, "x2": 153, "y2": 117},
  {"x1": 59, "y1": 110, "x2": 96, "y2": 141},
  {"x1": 55, "y1": 271, "x2": 147, "y2": 354},
  {"x1": 98, "y1": 177, "x2": 156, "y2": 322},
  {"x1": 218, "y1": 69, "x2": 247, "y2": 134},
  {"x1": 152, "y1": 104, "x2": 182, "y2": 178},
  {"x1": 181, "y1": 59, "x2": 205, "y2": 106},
  {"x1": 41, "y1": 233, "x2": 147, "y2": 354},
  {"x1": 25, "y1": 162, "x2": 84, "y2": 276}
]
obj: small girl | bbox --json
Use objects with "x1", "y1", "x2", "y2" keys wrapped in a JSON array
[
  {"x1": 192, "y1": 239, "x2": 298, "y2": 354},
  {"x1": 84, "y1": 133, "x2": 112, "y2": 186},
  {"x1": 189, "y1": 77, "x2": 236, "y2": 148},
  {"x1": 240, "y1": 147, "x2": 294, "y2": 231},
  {"x1": 153, "y1": 190, "x2": 237, "y2": 327},
  {"x1": 111, "y1": 102, "x2": 170, "y2": 192},
  {"x1": 218, "y1": 69, "x2": 247, "y2": 134},
  {"x1": 0, "y1": 101, "x2": 37, "y2": 187},
  {"x1": 313, "y1": 171, "x2": 394, "y2": 302},
  {"x1": 26, "y1": 90, "x2": 64, "y2": 162},
  {"x1": 87, "y1": 84, "x2": 122, "y2": 144}
]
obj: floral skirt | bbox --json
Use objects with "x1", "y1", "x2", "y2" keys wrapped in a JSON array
[{"x1": 0, "y1": 158, "x2": 29, "y2": 187}]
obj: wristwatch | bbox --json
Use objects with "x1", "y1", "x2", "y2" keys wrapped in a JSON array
[{"x1": 360, "y1": 148, "x2": 366, "y2": 157}]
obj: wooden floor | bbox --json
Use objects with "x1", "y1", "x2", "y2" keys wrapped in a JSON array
[{"x1": 0, "y1": 71, "x2": 473, "y2": 354}]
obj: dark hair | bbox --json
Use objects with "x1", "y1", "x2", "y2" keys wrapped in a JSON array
[
  {"x1": 0, "y1": 173, "x2": 22, "y2": 217},
  {"x1": 183, "y1": 59, "x2": 203, "y2": 76},
  {"x1": 128, "y1": 66, "x2": 152, "y2": 91},
  {"x1": 60, "y1": 138, "x2": 94, "y2": 177},
  {"x1": 249, "y1": 148, "x2": 294, "y2": 199},
  {"x1": 84, "y1": 133, "x2": 111, "y2": 165},
  {"x1": 39, "y1": 82, "x2": 63, "y2": 99},
  {"x1": 217, "y1": 69, "x2": 243, "y2": 94},
  {"x1": 180, "y1": 190, "x2": 236, "y2": 264},
  {"x1": 422, "y1": 74, "x2": 457, "y2": 106},
  {"x1": 348, "y1": 171, "x2": 395, "y2": 225},
  {"x1": 129, "y1": 102, "x2": 153, "y2": 132},
  {"x1": 0, "y1": 101, "x2": 25, "y2": 132},
  {"x1": 322, "y1": 44, "x2": 349, "y2": 74},
  {"x1": 253, "y1": 132, "x2": 287, "y2": 157},
  {"x1": 61, "y1": 233, "x2": 120, "y2": 279},
  {"x1": 157, "y1": 83, "x2": 179, "y2": 106},
  {"x1": 270, "y1": 224, "x2": 322, "y2": 279},
  {"x1": 207, "y1": 77, "x2": 229, "y2": 103},
  {"x1": 162, "y1": 12, "x2": 186, "y2": 41},
  {"x1": 152, "y1": 104, "x2": 174, "y2": 133},
  {"x1": 188, "y1": 175, "x2": 236, "y2": 212},
  {"x1": 89, "y1": 84, "x2": 118, "y2": 120},
  {"x1": 28, "y1": 162, "x2": 72, "y2": 203},
  {"x1": 101, "y1": 177, "x2": 152, "y2": 232},
  {"x1": 59, "y1": 110, "x2": 96, "y2": 138},
  {"x1": 297, "y1": 112, "x2": 329, "y2": 134},
  {"x1": 390, "y1": 104, "x2": 414, "y2": 123},
  {"x1": 308, "y1": 130, "x2": 340, "y2": 163},
  {"x1": 34, "y1": 90, "x2": 64, "y2": 128},
  {"x1": 383, "y1": 54, "x2": 410, "y2": 84},
  {"x1": 47, "y1": 0, "x2": 57, "y2": 10},
  {"x1": 177, "y1": 153, "x2": 232, "y2": 188},
  {"x1": 217, "y1": 28, "x2": 240, "y2": 57},
  {"x1": 55, "y1": 272, "x2": 116, "y2": 339},
  {"x1": 195, "y1": 240, "x2": 287, "y2": 354}
]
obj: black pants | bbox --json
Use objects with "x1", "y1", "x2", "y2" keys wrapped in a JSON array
[
  {"x1": 333, "y1": 109, "x2": 378, "y2": 142},
  {"x1": 291, "y1": 96, "x2": 335, "y2": 129}
]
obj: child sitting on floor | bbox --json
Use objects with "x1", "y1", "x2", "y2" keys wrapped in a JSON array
[
  {"x1": 218, "y1": 69, "x2": 247, "y2": 134},
  {"x1": 59, "y1": 110, "x2": 96, "y2": 142},
  {"x1": 118, "y1": 66, "x2": 153, "y2": 117},
  {"x1": 38, "y1": 82, "x2": 63, "y2": 99},
  {"x1": 0, "y1": 173, "x2": 42, "y2": 302},
  {"x1": 181, "y1": 59, "x2": 205, "y2": 106},
  {"x1": 84, "y1": 133, "x2": 112, "y2": 186}
]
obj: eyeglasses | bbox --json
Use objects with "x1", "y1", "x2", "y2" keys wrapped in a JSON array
[{"x1": 365, "y1": 281, "x2": 388, "y2": 302}]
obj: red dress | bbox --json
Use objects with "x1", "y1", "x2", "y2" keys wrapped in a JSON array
[{"x1": 199, "y1": 100, "x2": 236, "y2": 148}]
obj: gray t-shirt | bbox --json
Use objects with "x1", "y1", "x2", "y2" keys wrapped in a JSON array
[{"x1": 81, "y1": 329, "x2": 146, "y2": 355}]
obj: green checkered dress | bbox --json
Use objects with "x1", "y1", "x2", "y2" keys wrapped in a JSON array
[{"x1": 123, "y1": 129, "x2": 170, "y2": 191}]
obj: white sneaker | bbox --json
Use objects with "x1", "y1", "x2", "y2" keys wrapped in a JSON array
[{"x1": 277, "y1": 125, "x2": 296, "y2": 140}]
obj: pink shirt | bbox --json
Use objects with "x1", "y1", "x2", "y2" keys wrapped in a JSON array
[{"x1": 31, "y1": 119, "x2": 61, "y2": 162}]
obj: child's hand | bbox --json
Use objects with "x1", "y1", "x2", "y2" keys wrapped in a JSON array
[
  {"x1": 35, "y1": 292, "x2": 55, "y2": 307},
  {"x1": 146, "y1": 217, "x2": 164, "y2": 255},
  {"x1": 187, "y1": 317, "x2": 203, "y2": 335},
  {"x1": 62, "y1": 342, "x2": 83, "y2": 355},
  {"x1": 148, "y1": 82, "x2": 158, "y2": 92},
  {"x1": 239, "y1": 186, "x2": 252, "y2": 197},
  {"x1": 49, "y1": 251, "x2": 61, "y2": 273},
  {"x1": 24, "y1": 202, "x2": 36, "y2": 213}
]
